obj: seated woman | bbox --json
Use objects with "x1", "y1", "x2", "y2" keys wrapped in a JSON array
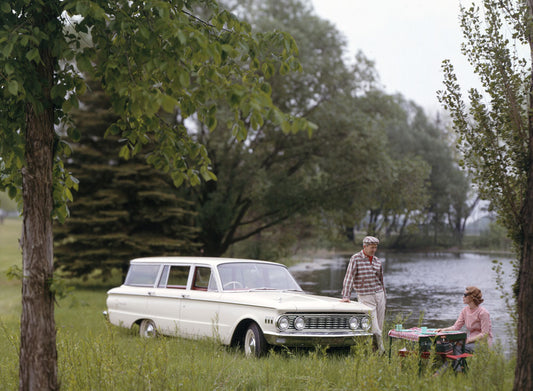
[{"x1": 436, "y1": 286, "x2": 493, "y2": 371}]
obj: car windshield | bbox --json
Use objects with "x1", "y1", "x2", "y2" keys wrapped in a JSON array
[{"x1": 217, "y1": 262, "x2": 303, "y2": 291}]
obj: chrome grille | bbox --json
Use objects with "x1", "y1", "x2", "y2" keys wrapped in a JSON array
[
  {"x1": 305, "y1": 316, "x2": 347, "y2": 329},
  {"x1": 283, "y1": 313, "x2": 366, "y2": 331}
]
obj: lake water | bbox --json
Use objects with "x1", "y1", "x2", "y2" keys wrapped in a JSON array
[{"x1": 289, "y1": 251, "x2": 517, "y2": 356}]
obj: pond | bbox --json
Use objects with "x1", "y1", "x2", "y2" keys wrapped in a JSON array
[{"x1": 289, "y1": 251, "x2": 517, "y2": 356}]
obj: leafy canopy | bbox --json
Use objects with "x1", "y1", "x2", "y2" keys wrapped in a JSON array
[
  {"x1": 438, "y1": 0, "x2": 530, "y2": 246},
  {"x1": 0, "y1": 0, "x2": 314, "y2": 220}
]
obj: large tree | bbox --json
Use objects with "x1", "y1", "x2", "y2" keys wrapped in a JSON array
[
  {"x1": 0, "y1": 1, "x2": 311, "y2": 389},
  {"x1": 439, "y1": 0, "x2": 532, "y2": 388},
  {"x1": 183, "y1": 0, "x2": 430, "y2": 256},
  {"x1": 354, "y1": 93, "x2": 471, "y2": 248},
  {"x1": 53, "y1": 81, "x2": 201, "y2": 279}
]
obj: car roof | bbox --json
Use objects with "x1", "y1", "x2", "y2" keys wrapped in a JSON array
[{"x1": 129, "y1": 256, "x2": 285, "y2": 268}]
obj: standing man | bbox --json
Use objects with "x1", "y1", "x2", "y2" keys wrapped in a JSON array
[{"x1": 341, "y1": 236, "x2": 386, "y2": 352}]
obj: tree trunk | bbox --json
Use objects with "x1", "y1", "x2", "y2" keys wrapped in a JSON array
[
  {"x1": 515, "y1": 5, "x2": 533, "y2": 387},
  {"x1": 516, "y1": 139, "x2": 533, "y2": 389},
  {"x1": 515, "y1": 237, "x2": 533, "y2": 388},
  {"x1": 19, "y1": 7, "x2": 58, "y2": 389}
]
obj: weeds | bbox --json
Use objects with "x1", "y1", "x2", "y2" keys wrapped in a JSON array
[{"x1": 0, "y1": 300, "x2": 514, "y2": 390}]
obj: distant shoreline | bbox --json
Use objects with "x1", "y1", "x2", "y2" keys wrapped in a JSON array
[{"x1": 289, "y1": 247, "x2": 515, "y2": 260}]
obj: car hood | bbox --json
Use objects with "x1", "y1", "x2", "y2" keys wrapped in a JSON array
[{"x1": 221, "y1": 290, "x2": 373, "y2": 313}]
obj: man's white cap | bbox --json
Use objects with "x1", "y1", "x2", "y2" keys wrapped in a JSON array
[{"x1": 363, "y1": 236, "x2": 379, "y2": 245}]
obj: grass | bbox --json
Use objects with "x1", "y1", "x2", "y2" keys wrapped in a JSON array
[{"x1": 0, "y1": 218, "x2": 515, "y2": 390}]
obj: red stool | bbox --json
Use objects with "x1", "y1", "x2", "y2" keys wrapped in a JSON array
[{"x1": 445, "y1": 352, "x2": 473, "y2": 372}]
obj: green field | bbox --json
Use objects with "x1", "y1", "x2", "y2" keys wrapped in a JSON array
[{"x1": 0, "y1": 219, "x2": 514, "y2": 390}]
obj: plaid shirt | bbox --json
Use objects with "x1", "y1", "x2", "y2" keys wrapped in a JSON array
[{"x1": 341, "y1": 250, "x2": 384, "y2": 299}]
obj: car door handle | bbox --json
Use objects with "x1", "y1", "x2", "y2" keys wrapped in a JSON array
[
  {"x1": 147, "y1": 291, "x2": 155, "y2": 296},
  {"x1": 181, "y1": 294, "x2": 190, "y2": 298}
]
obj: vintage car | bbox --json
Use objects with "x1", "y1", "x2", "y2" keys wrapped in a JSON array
[{"x1": 105, "y1": 257, "x2": 373, "y2": 356}]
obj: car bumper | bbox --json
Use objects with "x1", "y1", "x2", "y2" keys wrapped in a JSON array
[{"x1": 264, "y1": 331, "x2": 373, "y2": 347}]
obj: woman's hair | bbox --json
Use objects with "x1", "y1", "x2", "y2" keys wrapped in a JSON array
[{"x1": 466, "y1": 286, "x2": 484, "y2": 306}]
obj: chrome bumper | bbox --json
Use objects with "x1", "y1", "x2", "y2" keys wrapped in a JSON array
[{"x1": 264, "y1": 331, "x2": 373, "y2": 347}]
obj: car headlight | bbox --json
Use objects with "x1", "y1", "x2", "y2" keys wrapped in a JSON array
[
  {"x1": 360, "y1": 316, "x2": 371, "y2": 331},
  {"x1": 276, "y1": 316, "x2": 289, "y2": 331},
  {"x1": 294, "y1": 316, "x2": 305, "y2": 330},
  {"x1": 349, "y1": 316, "x2": 359, "y2": 330}
]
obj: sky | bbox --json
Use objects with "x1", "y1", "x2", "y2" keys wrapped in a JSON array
[{"x1": 309, "y1": 0, "x2": 479, "y2": 112}]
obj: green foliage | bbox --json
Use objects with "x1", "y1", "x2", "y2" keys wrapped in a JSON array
[
  {"x1": 439, "y1": 4, "x2": 533, "y2": 386},
  {"x1": 1, "y1": 3, "x2": 312, "y2": 386},
  {"x1": 364, "y1": 94, "x2": 474, "y2": 247},
  {"x1": 468, "y1": 221, "x2": 513, "y2": 251},
  {"x1": 53, "y1": 81, "x2": 201, "y2": 279},
  {"x1": 438, "y1": 0, "x2": 529, "y2": 248},
  {"x1": 0, "y1": 0, "x2": 311, "y2": 217},
  {"x1": 0, "y1": 0, "x2": 80, "y2": 221},
  {"x1": 48, "y1": 274, "x2": 76, "y2": 301},
  {"x1": 182, "y1": 0, "x2": 441, "y2": 255},
  {"x1": 79, "y1": 0, "x2": 309, "y2": 179},
  {"x1": 491, "y1": 259, "x2": 517, "y2": 350},
  {"x1": 5, "y1": 264, "x2": 22, "y2": 281}
]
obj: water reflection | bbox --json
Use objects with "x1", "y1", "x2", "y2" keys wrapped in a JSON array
[{"x1": 289, "y1": 252, "x2": 516, "y2": 355}]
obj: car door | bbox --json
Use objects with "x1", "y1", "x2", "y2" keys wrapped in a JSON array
[
  {"x1": 179, "y1": 265, "x2": 223, "y2": 340},
  {"x1": 108, "y1": 263, "x2": 162, "y2": 328},
  {"x1": 147, "y1": 264, "x2": 191, "y2": 336}
]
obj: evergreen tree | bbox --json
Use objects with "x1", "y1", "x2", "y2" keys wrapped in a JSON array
[{"x1": 54, "y1": 81, "x2": 200, "y2": 279}]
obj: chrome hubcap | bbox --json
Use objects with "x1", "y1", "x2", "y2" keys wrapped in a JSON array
[
  {"x1": 245, "y1": 329, "x2": 256, "y2": 355},
  {"x1": 146, "y1": 323, "x2": 155, "y2": 336},
  {"x1": 142, "y1": 321, "x2": 156, "y2": 338}
]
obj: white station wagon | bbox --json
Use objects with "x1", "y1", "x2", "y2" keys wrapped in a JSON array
[{"x1": 106, "y1": 257, "x2": 373, "y2": 356}]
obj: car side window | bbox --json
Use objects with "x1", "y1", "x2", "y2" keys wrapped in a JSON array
[
  {"x1": 164, "y1": 265, "x2": 190, "y2": 289},
  {"x1": 124, "y1": 264, "x2": 161, "y2": 286},
  {"x1": 192, "y1": 266, "x2": 213, "y2": 291}
]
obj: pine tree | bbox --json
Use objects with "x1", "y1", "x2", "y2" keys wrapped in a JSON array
[{"x1": 54, "y1": 81, "x2": 201, "y2": 279}]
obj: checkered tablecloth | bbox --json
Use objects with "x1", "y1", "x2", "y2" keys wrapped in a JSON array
[{"x1": 388, "y1": 327, "x2": 465, "y2": 342}]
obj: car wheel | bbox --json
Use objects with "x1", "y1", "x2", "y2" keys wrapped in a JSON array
[
  {"x1": 244, "y1": 322, "x2": 267, "y2": 357},
  {"x1": 139, "y1": 319, "x2": 157, "y2": 338}
]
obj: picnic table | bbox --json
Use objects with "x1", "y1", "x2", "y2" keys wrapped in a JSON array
[{"x1": 388, "y1": 327, "x2": 469, "y2": 372}]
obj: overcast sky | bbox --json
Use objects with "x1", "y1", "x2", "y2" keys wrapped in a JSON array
[{"x1": 309, "y1": 0, "x2": 479, "y2": 112}]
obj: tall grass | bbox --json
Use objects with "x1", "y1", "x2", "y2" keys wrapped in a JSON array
[{"x1": 0, "y1": 219, "x2": 515, "y2": 390}]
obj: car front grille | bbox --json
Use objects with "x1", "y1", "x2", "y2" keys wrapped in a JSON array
[
  {"x1": 284, "y1": 313, "x2": 367, "y2": 331},
  {"x1": 305, "y1": 316, "x2": 348, "y2": 329}
]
